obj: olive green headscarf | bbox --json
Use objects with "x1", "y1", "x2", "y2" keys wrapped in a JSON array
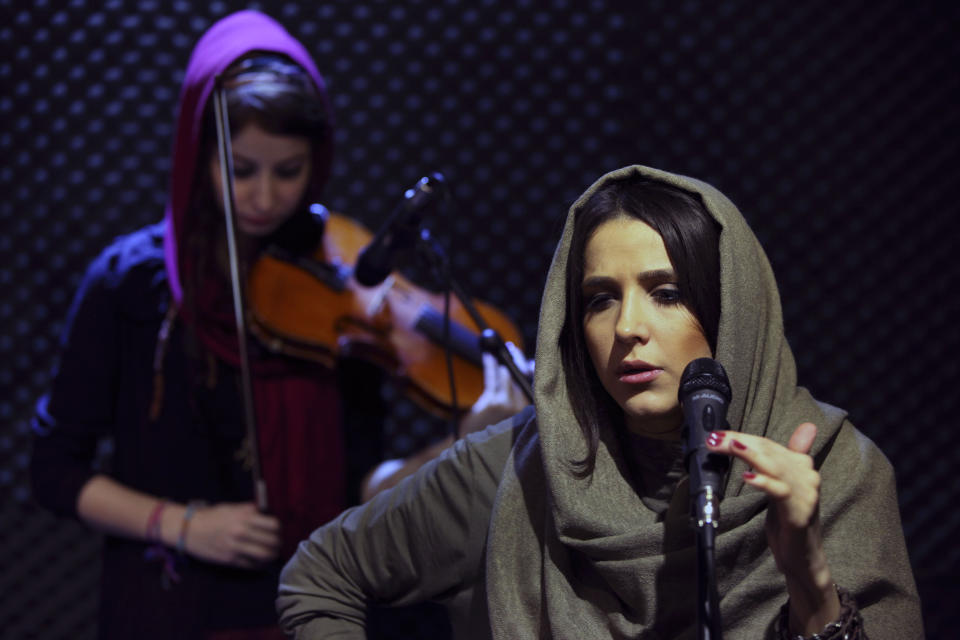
[{"x1": 486, "y1": 165, "x2": 922, "y2": 638}]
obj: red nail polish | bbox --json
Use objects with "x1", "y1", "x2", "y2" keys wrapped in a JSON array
[
  {"x1": 707, "y1": 431, "x2": 725, "y2": 446},
  {"x1": 733, "y1": 440, "x2": 748, "y2": 451},
  {"x1": 743, "y1": 471, "x2": 756, "y2": 480}
]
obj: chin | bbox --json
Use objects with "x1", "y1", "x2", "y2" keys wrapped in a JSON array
[
  {"x1": 240, "y1": 224, "x2": 280, "y2": 238},
  {"x1": 620, "y1": 398, "x2": 683, "y2": 437}
]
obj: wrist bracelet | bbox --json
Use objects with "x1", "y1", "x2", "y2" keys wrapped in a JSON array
[
  {"x1": 143, "y1": 498, "x2": 180, "y2": 589},
  {"x1": 176, "y1": 500, "x2": 207, "y2": 555},
  {"x1": 144, "y1": 499, "x2": 167, "y2": 543},
  {"x1": 776, "y1": 584, "x2": 864, "y2": 640}
]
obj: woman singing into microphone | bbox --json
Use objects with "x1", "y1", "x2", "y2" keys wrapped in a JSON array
[{"x1": 279, "y1": 166, "x2": 922, "y2": 639}]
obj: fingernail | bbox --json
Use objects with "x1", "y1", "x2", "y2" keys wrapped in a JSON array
[
  {"x1": 706, "y1": 431, "x2": 725, "y2": 447},
  {"x1": 743, "y1": 471, "x2": 756, "y2": 480},
  {"x1": 732, "y1": 440, "x2": 748, "y2": 451}
]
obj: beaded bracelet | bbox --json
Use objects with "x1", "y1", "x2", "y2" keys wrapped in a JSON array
[
  {"x1": 176, "y1": 500, "x2": 207, "y2": 555},
  {"x1": 775, "y1": 585, "x2": 864, "y2": 640}
]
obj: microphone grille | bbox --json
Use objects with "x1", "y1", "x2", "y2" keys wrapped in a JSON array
[{"x1": 679, "y1": 357, "x2": 731, "y2": 401}]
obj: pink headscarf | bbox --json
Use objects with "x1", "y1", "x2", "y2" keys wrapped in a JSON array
[{"x1": 163, "y1": 9, "x2": 333, "y2": 306}]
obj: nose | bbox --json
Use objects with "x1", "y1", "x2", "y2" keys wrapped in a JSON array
[
  {"x1": 251, "y1": 173, "x2": 275, "y2": 213},
  {"x1": 614, "y1": 291, "x2": 650, "y2": 343}
]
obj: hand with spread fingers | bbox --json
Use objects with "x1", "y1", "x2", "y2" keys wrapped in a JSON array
[{"x1": 706, "y1": 423, "x2": 842, "y2": 635}]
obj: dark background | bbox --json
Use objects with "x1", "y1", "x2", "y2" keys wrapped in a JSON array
[{"x1": 1, "y1": 1, "x2": 957, "y2": 638}]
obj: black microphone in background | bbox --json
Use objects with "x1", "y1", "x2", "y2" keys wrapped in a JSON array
[
  {"x1": 353, "y1": 173, "x2": 446, "y2": 287},
  {"x1": 679, "y1": 357, "x2": 732, "y2": 530}
]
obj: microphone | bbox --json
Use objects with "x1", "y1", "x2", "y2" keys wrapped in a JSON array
[
  {"x1": 679, "y1": 357, "x2": 732, "y2": 530},
  {"x1": 353, "y1": 173, "x2": 446, "y2": 287}
]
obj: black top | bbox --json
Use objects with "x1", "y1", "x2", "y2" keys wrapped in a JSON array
[{"x1": 31, "y1": 223, "x2": 386, "y2": 638}]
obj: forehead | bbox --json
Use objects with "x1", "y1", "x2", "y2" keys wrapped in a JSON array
[
  {"x1": 230, "y1": 123, "x2": 310, "y2": 158},
  {"x1": 582, "y1": 217, "x2": 670, "y2": 276}
]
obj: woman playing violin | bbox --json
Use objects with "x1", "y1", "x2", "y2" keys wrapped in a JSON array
[{"x1": 30, "y1": 11, "x2": 526, "y2": 640}]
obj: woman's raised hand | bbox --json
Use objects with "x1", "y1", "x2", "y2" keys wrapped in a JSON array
[
  {"x1": 184, "y1": 501, "x2": 282, "y2": 569},
  {"x1": 706, "y1": 423, "x2": 841, "y2": 634}
]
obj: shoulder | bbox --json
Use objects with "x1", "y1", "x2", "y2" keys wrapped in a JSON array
[
  {"x1": 58, "y1": 223, "x2": 168, "y2": 336},
  {"x1": 815, "y1": 403, "x2": 893, "y2": 475},
  {"x1": 450, "y1": 406, "x2": 537, "y2": 482},
  {"x1": 87, "y1": 223, "x2": 165, "y2": 286},
  {"x1": 384, "y1": 408, "x2": 536, "y2": 518},
  {"x1": 839, "y1": 420, "x2": 897, "y2": 486},
  {"x1": 75, "y1": 223, "x2": 167, "y2": 311},
  {"x1": 354, "y1": 408, "x2": 536, "y2": 529},
  {"x1": 817, "y1": 416, "x2": 901, "y2": 518}
]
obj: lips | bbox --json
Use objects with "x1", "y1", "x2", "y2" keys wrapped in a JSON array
[
  {"x1": 240, "y1": 216, "x2": 273, "y2": 227},
  {"x1": 238, "y1": 216, "x2": 276, "y2": 234},
  {"x1": 617, "y1": 360, "x2": 663, "y2": 384}
]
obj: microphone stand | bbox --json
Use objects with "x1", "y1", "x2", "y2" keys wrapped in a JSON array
[
  {"x1": 412, "y1": 226, "x2": 534, "y2": 415},
  {"x1": 686, "y1": 408, "x2": 726, "y2": 640},
  {"x1": 693, "y1": 492, "x2": 723, "y2": 640}
]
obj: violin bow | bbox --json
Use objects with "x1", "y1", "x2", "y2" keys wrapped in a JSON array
[{"x1": 212, "y1": 74, "x2": 269, "y2": 512}]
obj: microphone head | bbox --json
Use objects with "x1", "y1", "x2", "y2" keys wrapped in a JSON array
[
  {"x1": 679, "y1": 357, "x2": 731, "y2": 404},
  {"x1": 353, "y1": 244, "x2": 394, "y2": 287},
  {"x1": 403, "y1": 172, "x2": 446, "y2": 211},
  {"x1": 354, "y1": 173, "x2": 447, "y2": 287}
]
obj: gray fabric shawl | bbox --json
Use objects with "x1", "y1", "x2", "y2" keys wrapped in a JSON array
[{"x1": 486, "y1": 165, "x2": 923, "y2": 638}]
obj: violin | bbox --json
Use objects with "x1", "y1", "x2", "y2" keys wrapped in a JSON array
[{"x1": 246, "y1": 206, "x2": 526, "y2": 419}]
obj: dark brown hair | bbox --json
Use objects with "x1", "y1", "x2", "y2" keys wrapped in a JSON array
[{"x1": 558, "y1": 174, "x2": 721, "y2": 475}]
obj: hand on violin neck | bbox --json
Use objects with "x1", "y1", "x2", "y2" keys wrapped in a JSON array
[
  {"x1": 459, "y1": 344, "x2": 532, "y2": 438},
  {"x1": 360, "y1": 343, "x2": 532, "y2": 503}
]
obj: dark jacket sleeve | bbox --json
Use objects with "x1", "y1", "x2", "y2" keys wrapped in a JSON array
[
  {"x1": 277, "y1": 410, "x2": 527, "y2": 639},
  {"x1": 30, "y1": 244, "x2": 124, "y2": 517}
]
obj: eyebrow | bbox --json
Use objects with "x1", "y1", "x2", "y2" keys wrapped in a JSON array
[
  {"x1": 581, "y1": 268, "x2": 677, "y2": 289},
  {"x1": 232, "y1": 152, "x2": 309, "y2": 165}
]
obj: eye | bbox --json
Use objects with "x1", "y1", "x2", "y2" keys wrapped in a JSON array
[
  {"x1": 651, "y1": 285, "x2": 683, "y2": 306},
  {"x1": 583, "y1": 291, "x2": 616, "y2": 314},
  {"x1": 232, "y1": 161, "x2": 255, "y2": 179},
  {"x1": 275, "y1": 163, "x2": 305, "y2": 180}
]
